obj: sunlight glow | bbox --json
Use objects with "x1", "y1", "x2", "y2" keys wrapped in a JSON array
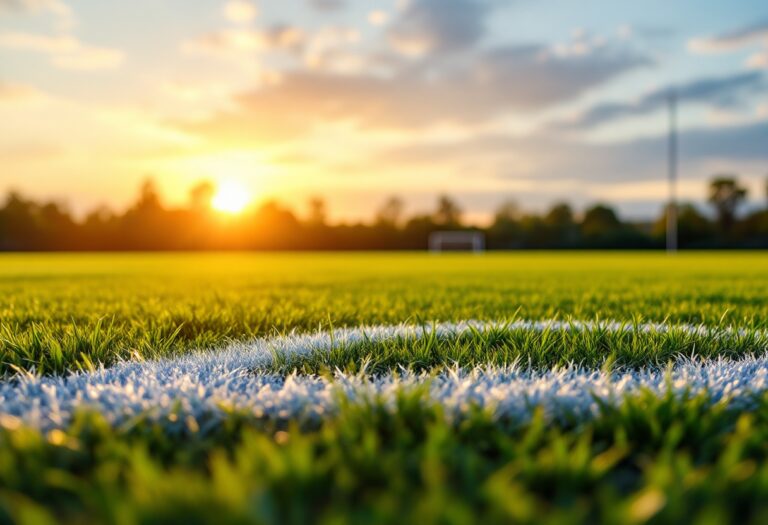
[{"x1": 212, "y1": 182, "x2": 250, "y2": 214}]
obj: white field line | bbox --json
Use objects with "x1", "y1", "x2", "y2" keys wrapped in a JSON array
[{"x1": 1, "y1": 320, "x2": 767, "y2": 432}]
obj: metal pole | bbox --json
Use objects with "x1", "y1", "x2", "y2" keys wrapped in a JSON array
[{"x1": 666, "y1": 89, "x2": 678, "y2": 253}]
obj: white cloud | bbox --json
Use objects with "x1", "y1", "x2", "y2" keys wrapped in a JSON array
[
  {"x1": 183, "y1": 26, "x2": 305, "y2": 57},
  {"x1": 690, "y1": 21, "x2": 768, "y2": 71},
  {"x1": 0, "y1": 31, "x2": 123, "y2": 70},
  {"x1": 548, "y1": 31, "x2": 610, "y2": 58},
  {"x1": 556, "y1": 71, "x2": 765, "y2": 130},
  {"x1": 0, "y1": 0, "x2": 69, "y2": 16},
  {"x1": 368, "y1": 10, "x2": 389, "y2": 27},
  {"x1": 223, "y1": 0, "x2": 258, "y2": 24},
  {"x1": 52, "y1": 47, "x2": 123, "y2": 70},
  {"x1": 178, "y1": 42, "x2": 648, "y2": 147},
  {"x1": 0, "y1": 32, "x2": 76, "y2": 52},
  {"x1": 307, "y1": 0, "x2": 345, "y2": 11},
  {"x1": 689, "y1": 21, "x2": 768, "y2": 53},
  {"x1": 304, "y1": 26, "x2": 360, "y2": 67},
  {"x1": 0, "y1": 81, "x2": 43, "y2": 102},
  {"x1": 0, "y1": 0, "x2": 74, "y2": 30},
  {"x1": 616, "y1": 24, "x2": 633, "y2": 40},
  {"x1": 387, "y1": 0, "x2": 489, "y2": 57},
  {"x1": 747, "y1": 50, "x2": 768, "y2": 70}
]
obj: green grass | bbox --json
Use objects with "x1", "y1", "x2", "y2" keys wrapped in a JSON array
[
  {"x1": 1, "y1": 252, "x2": 767, "y2": 375},
  {"x1": 269, "y1": 322, "x2": 768, "y2": 375},
  {"x1": 3, "y1": 390, "x2": 768, "y2": 524},
  {"x1": 2, "y1": 251, "x2": 768, "y2": 524}
]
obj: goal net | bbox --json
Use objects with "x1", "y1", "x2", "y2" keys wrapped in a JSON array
[{"x1": 428, "y1": 231, "x2": 486, "y2": 253}]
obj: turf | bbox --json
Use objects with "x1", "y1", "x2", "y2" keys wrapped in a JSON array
[
  {"x1": 268, "y1": 321, "x2": 768, "y2": 374},
  {"x1": 1, "y1": 252, "x2": 767, "y2": 375},
  {"x1": 4, "y1": 391, "x2": 768, "y2": 524},
  {"x1": 1, "y1": 252, "x2": 768, "y2": 524}
]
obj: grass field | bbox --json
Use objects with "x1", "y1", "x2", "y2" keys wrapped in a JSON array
[{"x1": 2, "y1": 252, "x2": 768, "y2": 524}]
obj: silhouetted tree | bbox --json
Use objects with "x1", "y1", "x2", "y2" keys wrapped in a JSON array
[
  {"x1": 375, "y1": 196, "x2": 404, "y2": 227},
  {"x1": 251, "y1": 200, "x2": 301, "y2": 249},
  {"x1": 82, "y1": 205, "x2": 116, "y2": 249},
  {"x1": 404, "y1": 214, "x2": 439, "y2": 249},
  {"x1": 39, "y1": 201, "x2": 76, "y2": 250},
  {"x1": 2, "y1": 177, "x2": 767, "y2": 251},
  {"x1": 545, "y1": 203, "x2": 573, "y2": 226},
  {"x1": 433, "y1": 195, "x2": 462, "y2": 227},
  {"x1": 653, "y1": 203, "x2": 714, "y2": 247},
  {"x1": 134, "y1": 178, "x2": 163, "y2": 212},
  {"x1": 494, "y1": 201, "x2": 519, "y2": 223},
  {"x1": 736, "y1": 208, "x2": 768, "y2": 247},
  {"x1": 307, "y1": 197, "x2": 327, "y2": 226},
  {"x1": 487, "y1": 201, "x2": 521, "y2": 248},
  {"x1": 519, "y1": 215, "x2": 550, "y2": 248},
  {"x1": 120, "y1": 178, "x2": 171, "y2": 249},
  {"x1": 581, "y1": 204, "x2": 621, "y2": 240},
  {"x1": 0, "y1": 192, "x2": 40, "y2": 250},
  {"x1": 708, "y1": 176, "x2": 747, "y2": 234},
  {"x1": 189, "y1": 181, "x2": 215, "y2": 212},
  {"x1": 544, "y1": 202, "x2": 577, "y2": 246}
]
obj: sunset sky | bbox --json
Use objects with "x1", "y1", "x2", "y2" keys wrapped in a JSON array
[{"x1": 1, "y1": 0, "x2": 767, "y2": 223}]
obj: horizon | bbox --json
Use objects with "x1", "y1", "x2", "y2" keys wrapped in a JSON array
[
  {"x1": 2, "y1": 174, "x2": 761, "y2": 227},
  {"x1": 1, "y1": 0, "x2": 768, "y2": 223}
]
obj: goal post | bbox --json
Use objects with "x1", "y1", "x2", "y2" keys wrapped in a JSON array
[{"x1": 428, "y1": 231, "x2": 486, "y2": 253}]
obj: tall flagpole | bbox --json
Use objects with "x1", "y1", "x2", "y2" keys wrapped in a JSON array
[{"x1": 666, "y1": 89, "x2": 678, "y2": 253}]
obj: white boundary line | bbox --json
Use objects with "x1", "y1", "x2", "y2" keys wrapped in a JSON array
[{"x1": 1, "y1": 320, "x2": 767, "y2": 432}]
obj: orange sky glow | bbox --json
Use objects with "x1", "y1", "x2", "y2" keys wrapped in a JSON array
[{"x1": 1, "y1": 0, "x2": 766, "y2": 223}]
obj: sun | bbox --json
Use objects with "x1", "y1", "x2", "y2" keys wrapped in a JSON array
[{"x1": 212, "y1": 182, "x2": 251, "y2": 214}]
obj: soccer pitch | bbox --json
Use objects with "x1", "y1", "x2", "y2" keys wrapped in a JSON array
[{"x1": 2, "y1": 252, "x2": 768, "y2": 524}]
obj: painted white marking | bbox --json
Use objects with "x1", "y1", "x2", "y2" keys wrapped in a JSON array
[{"x1": 1, "y1": 320, "x2": 766, "y2": 432}]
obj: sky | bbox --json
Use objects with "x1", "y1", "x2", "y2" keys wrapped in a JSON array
[{"x1": 1, "y1": 0, "x2": 767, "y2": 223}]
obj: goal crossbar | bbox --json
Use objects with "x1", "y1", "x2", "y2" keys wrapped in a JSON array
[{"x1": 428, "y1": 231, "x2": 486, "y2": 253}]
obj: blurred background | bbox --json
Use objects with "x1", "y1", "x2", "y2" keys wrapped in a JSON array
[{"x1": 0, "y1": 0, "x2": 766, "y2": 249}]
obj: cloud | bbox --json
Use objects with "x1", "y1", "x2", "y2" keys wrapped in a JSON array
[
  {"x1": 559, "y1": 71, "x2": 766, "y2": 129},
  {"x1": 223, "y1": 0, "x2": 258, "y2": 24},
  {"x1": 0, "y1": 0, "x2": 73, "y2": 30},
  {"x1": 183, "y1": 25, "x2": 305, "y2": 57},
  {"x1": 0, "y1": 31, "x2": 123, "y2": 70},
  {"x1": 178, "y1": 42, "x2": 647, "y2": 144},
  {"x1": 0, "y1": 80, "x2": 42, "y2": 101},
  {"x1": 184, "y1": 23, "x2": 365, "y2": 73},
  {"x1": 0, "y1": 0, "x2": 68, "y2": 15},
  {"x1": 616, "y1": 24, "x2": 674, "y2": 42},
  {"x1": 748, "y1": 50, "x2": 768, "y2": 69},
  {"x1": 303, "y1": 26, "x2": 360, "y2": 68},
  {"x1": 690, "y1": 20, "x2": 768, "y2": 53},
  {"x1": 0, "y1": 32, "x2": 76, "y2": 52},
  {"x1": 377, "y1": 120, "x2": 768, "y2": 186},
  {"x1": 368, "y1": 10, "x2": 389, "y2": 27},
  {"x1": 387, "y1": 0, "x2": 491, "y2": 56},
  {"x1": 671, "y1": 120, "x2": 768, "y2": 160},
  {"x1": 52, "y1": 47, "x2": 123, "y2": 70},
  {"x1": 308, "y1": 0, "x2": 345, "y2": 11}
]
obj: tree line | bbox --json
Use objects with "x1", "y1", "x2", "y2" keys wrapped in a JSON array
[{"x1": 0, "y1": 176, "x2": 766, "y2": 251}]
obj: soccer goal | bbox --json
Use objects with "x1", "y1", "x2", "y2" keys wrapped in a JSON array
[{"x1": 428, "y1": 231, "x2": 486, "y2": 253}]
